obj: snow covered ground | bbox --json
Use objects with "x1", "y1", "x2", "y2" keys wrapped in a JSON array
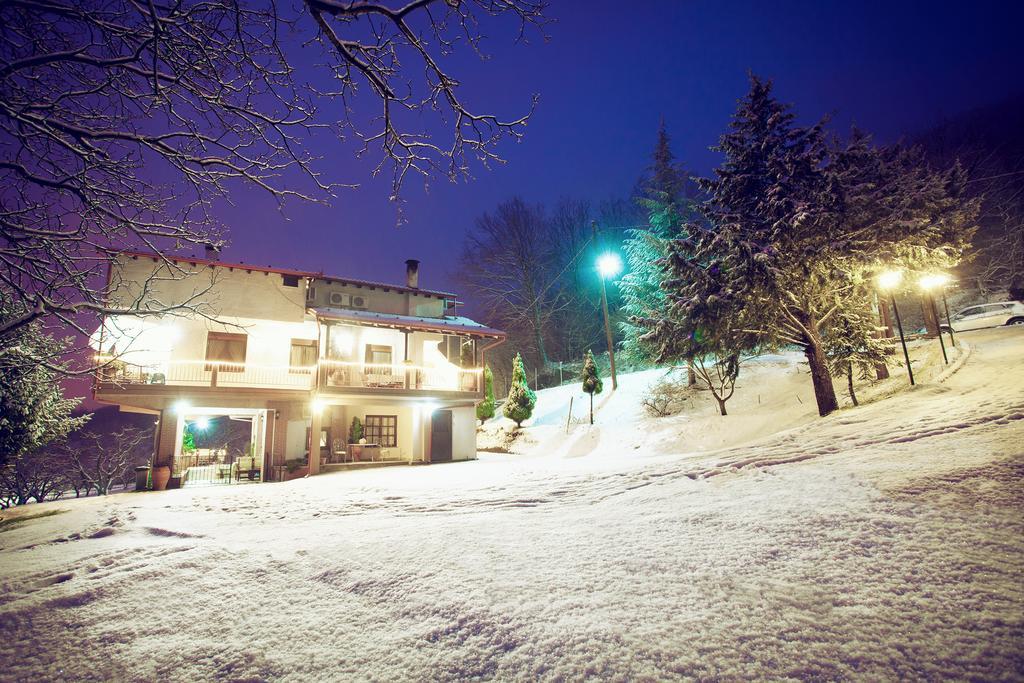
[{"x1": 1, "y1": 327, "x2": 1022, "y2": 680}]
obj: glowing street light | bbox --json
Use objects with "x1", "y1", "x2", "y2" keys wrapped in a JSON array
[
  {"x1": 919, "y1": 274, "x2": 951, "y2": 365},
  {"x1": 877, "y1": 270, "x2": 903, "y2": 290},
  {"x1": 193, "y1": 417, "x2": 211, "y2": 431},
  {"x1": 877, "y1": 269, "x2": 914, "y2": 386},
  {"x1": 920, "y1": 273, "x2": 956, "y2": 350},
  {"x1": 597, "y1": 253, "x2": 623, "y2": 279}
]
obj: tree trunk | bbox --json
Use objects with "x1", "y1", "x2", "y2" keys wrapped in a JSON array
[
  {"x1": 804, "y1": 340, "x2": 839, "y2": 417},
  {"x1": 921, "y1": 293, "x2": 941, "y2": 338},
  {"x1": 716, "y1": 397, "x2": 728, "y2": 416},
  {"x1": 687, "y1": 361, "x2": 697, "y2": 386},
  {"x1": 795, "y1": 308, "x2": 840, "y2": 417},
  {"x1": 531, "y1": 303, "x2": 549, "y2": 367},
  {"x1": 589, "y1": 392, "x2": 594, "y2": 425},
  {"x1": 847, "y1": 363, "x2": 859, "y2": 407}
]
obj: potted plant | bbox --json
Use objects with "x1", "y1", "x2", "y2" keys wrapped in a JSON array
[{"x1": 348, "y1": 416, "x2": 364, "y2": 461}]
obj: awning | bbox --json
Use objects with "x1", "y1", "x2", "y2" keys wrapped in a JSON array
[{"x1": 312, "y1": 307, "x2": 505, "y2": 338}]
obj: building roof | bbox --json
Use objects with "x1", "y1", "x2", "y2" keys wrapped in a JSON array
[
  {"x1": 119, "y1": 250, "x2": 457, "y2": 299},
  {"x1": 312, "y1": 307, "x2": 505, "y2": 338}
]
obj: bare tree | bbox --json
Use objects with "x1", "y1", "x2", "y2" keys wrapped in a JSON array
[
  {"x1": 0, "y1": 449, "x2": 66, "y2": 508},
  {"x1": 1, "y1": 0, "x2": 547, "y2": 344},
  {"x1": 62, "y1": 426, "x2": 150, "y2": 495},
  {"x1": 457, "y1": 197, "x2": 562, "y2": 366}
]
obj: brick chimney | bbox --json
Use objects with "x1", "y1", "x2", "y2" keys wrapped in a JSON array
[{"x1": 405, "y1": 259, "x2": 420, "y2": 289}]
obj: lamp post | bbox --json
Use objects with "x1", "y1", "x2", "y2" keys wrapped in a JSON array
[
  {"x1": 921, "y1": 273, "x2": 956, "y2": 349},
  {"x1": 596, "y1": 252, "x2": 622, "y2": 391},
  {"x1": 919, "y1": 274, "x2": 950, "y2": 365},
  {"x1": 878, "y1": 270, "x2": 915, "y2": 386}
]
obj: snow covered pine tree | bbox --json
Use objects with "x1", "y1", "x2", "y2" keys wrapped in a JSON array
[
  {"x1": 580, "y1": 350, "x2": 603, "y2": 424},
  {"x1": 476, "y1": 366, "x2": 497, "y2": 424},
  {"x1": 646, "y1": 75, "x2": 975, "y2": 417},
  {"x1": 503, "y1": 353, "x2": 536, "y2": 428}
]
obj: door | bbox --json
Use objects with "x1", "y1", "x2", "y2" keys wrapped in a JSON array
[{"x1": 430, "y1": 410, "x2": 453, "y2": 462}]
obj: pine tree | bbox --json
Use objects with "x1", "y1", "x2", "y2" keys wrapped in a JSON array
[
  {"x1": 580, "y1": 350, "x2": 603, "y2": 424},
  {"x1": 502, "y1": 353, "x2": 536, "y2": 428},
  {"x1": 644, "y1": 76, "x2": 975, "y2": 418},
  {"x1": 476, "y1": 366, "x2": 496, "y2": 424},
  {"x1": 348, "y1": 416, "x2": 363, "y2": 443},
  {"x1": 620, "y1": 120, "x2": 699, "y2": 364},
  {"x1": 0, "y1": 300, "x2": 88, "y2": 468},
  {"x1": 824, "y1": 293, "x2": 890, "y2": 407}
]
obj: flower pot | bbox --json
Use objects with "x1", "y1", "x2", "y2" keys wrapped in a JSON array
[
  {"x1": 152, "y1": 465, "x2": 171, "y2": 491},
  {"x1": 350, "y1": 445, "x2": 363, "y2": 462}
]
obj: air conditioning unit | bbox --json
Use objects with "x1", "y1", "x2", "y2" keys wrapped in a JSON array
[
  {"x1": 305, "y1": 286, "x2": 316, "y2": 302},
  {"x1": 350, "y1": 295, "x2": 366, "y2": 309},
  {"x1": 329, "y1": 292, "x2": 350, "y2": 306}
]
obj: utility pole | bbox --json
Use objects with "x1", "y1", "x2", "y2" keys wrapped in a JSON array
[{"x1": 593, "y1": 221, "x2": 618, "y2": 391}]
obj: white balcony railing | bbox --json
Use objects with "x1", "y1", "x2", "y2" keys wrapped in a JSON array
[
  {"x1": 96, "y1": 357, "x2": 481, "y2": 393},
  {"x1": 97, "y1": 359, "x2": 314, "y2": 391},
  {"x1": 320, "y1": 359, "x2": 481, "y2": 393}
]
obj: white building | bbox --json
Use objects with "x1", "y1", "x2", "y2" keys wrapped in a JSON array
[{"x1": 92, "y1": 252, "x2": 504, "y2": 487}]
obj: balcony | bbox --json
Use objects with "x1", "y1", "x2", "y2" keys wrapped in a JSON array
[
  {"x1": 95, "y1": 358, "x2": 481, "y2": 394},
  {"x1": 320, "y1": 360, "x2": 481, "y2": 394},
  {"x1": 96, "y1": 359, "x2": 315, "y2": 391}
]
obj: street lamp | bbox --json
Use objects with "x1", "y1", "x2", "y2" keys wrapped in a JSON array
[
  {"x1": 596, "y1": 252, "x2": 622, "y2": 390},
  {"x1": 877, "y1": 269, "x2": 915, "y2": 386},
  {"x1": 920, "y1": 273, "x2": 955, "y2": 350}
]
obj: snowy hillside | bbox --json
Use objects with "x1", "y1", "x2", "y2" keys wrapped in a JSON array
[
  {"x1": 480, "y1": 336, "x2": 963, "y2": 465},
  {"x1": 0, "y1": 327, "x2": 1020, "y2": 680}
]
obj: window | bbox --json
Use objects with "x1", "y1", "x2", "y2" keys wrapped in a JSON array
[
  {"x1": 205, "y1": 332, "x2": 246, "y2": 372},
  {"x1": 282, "y1": 274, "x2": 300, "y2": 287},
  {"x1": 365, "y1": 344, "x2": 393, "y2": 367},
  {"x1": 290, "y1": 339, "x2": 317, "y2": 373},
  {"x1": 364, "y1": 415, "x2": 397, "y2": 447}
]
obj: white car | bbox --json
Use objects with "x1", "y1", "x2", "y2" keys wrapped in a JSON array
[{"x1": 942, "y1": 301, "x2": 1024, "y2": 332}]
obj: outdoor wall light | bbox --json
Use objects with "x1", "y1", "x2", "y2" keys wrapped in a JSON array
[
  {"x1": 194, "y1": 417, "x2": 211, "y2": 430},
  {"x1": 172, "y1": 400, "x2": 191, "y2": 415},
  {"x1": 311, "y1": 398, "x2": 327, "y2": 414}
]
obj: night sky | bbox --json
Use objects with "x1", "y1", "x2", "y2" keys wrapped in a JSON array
[{"x1": 164, "y1": 0, "x2": 1024, "y2": 305}]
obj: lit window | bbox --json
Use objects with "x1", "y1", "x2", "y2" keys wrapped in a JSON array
[
  {"x1": 364, "y1": 415, "x2": 397, "y2": 447},
  {"x1": 364, "y1": 344, "x2": 392, "y2": 366},
  {"x1": 205, "y1": 332, "x2": 246, "y2": 373}
]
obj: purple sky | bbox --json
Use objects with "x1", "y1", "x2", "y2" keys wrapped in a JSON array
[
  {"x1": 198, "y1": 0, "x2": 1023, "y2": 301},
  {"x1": 74, "y1": 0, "x2": 1023, "y2": 406}
]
